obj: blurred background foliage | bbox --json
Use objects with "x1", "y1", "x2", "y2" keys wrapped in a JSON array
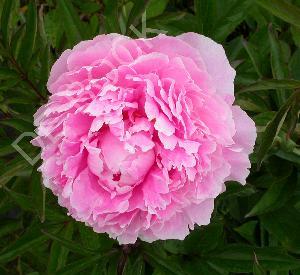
[{"x1": 1, "y1": 0, "x2": 300, "y2": 274}]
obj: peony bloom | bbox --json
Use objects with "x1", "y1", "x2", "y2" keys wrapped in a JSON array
[{"x1": 32, "y1": 33, "x2": 256, "y2": 244}]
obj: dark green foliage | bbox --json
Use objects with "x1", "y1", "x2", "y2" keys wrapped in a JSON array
[{"x1": 0, "y1": 0, "x2": 300, "y2": 274}]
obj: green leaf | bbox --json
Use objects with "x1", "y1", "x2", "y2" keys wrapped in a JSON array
[
  {"x1": 5, "y1": 187, "x2": 35, "y2": 211},
  {"x1": 235, "y1": 93, "x2": 270, "y2": 113},
  {"x1": 78, "y1": 223, "x2": 114, "y2": 251},
  {"x1": 291, "y1": 25, "x2": 300, "y2": 48},
  {"x1": 130, "y1": 256, "x2": 145, "y2": 275},
  {"x1": 219, "y1": 181, "x2": 257, "y2": 199},
  {"x1": 38, "y1": 3, "x2": 47, "y2": 45},
  {"x1": 246, "y1": 174, "x2": 296, "y2": 217},
  {"x1": 260, "y1": 205, "x2": 300, "y2": 253},
  {"x1": 269, "y1": 25, "x2": 289, "y2": 106},
  {"x1": 126, "y1": 0, "x2": 151, "y2": 35},
  {"x1": 74, "y1": 1, "x2": 101, "y2": 13},
  {"x1": 11, "y1": 24, "x2": 25, "y2": 59},
  {"x1": 213, "y1": 0, "x2": 251, "y2": 42},
  {"x1": 267, "y1": 156, "x2": 294, "y2": 179},
  {"x1": 256, "y1": 0, "x2": 300, "y2": 28},
  {"x1": 253, "y1": 252, "x2": 267, "y2": 275},
  {"x1": 123, "y1": 256, "x2": 145, "y2": 275},
  {"x1": 275, "y1": 149, "x2": 300, "y2": 165},
  {"x1": 238, "y1": 79, "x2": 300, "y2": 93},
  {"x1": 88, "y1": 14, "x2": 100, "y2": 38},
  {"x1": 206, "y1": 244, "x2": 300, "y2": 273},
  {"x1": 38, "y1": 6, "x2": 51, "y2": 88},
  {"x1": 56, "y1": 250, "x2": 118, "y2": 275},
  {"x1": 90, "y1": 263, "x2": 105, "y2": 275},
  {"x1": 0, "y1": 118, "x2": 34, "y2": 132},
  {"x1": 183, "y1": 260, "x2": 224, "y2": 275},
  {"x1": 235, "y1": 221, "x2": 258, "y2": 244},
  {"x1": 144, "y1": 12, "x2": 194, "y2": 36},
  {"x1": 0, "y1": 223, "x2": 59, "y2": 263},
  {"x1": 107, "y1": 252, "x2": 120, "y2": 275},
  {"x1": 44, "y1": 9, "x2": 63, "y2": 49},
  {"x1": 194, "y1": 0, "x2": 217, "y2": 35},
  {"x1": 58, "y1": 0, "x2": 84, "y2": 46},
  {"x1": 103, "y1": 0, "x2": 120, "y2": 33},
  {"x1": 163, "y1": 240, "x2": 185, "y2": 255},
  {"x1": 143, "y1": 246, "x2": 185, "y2": 275},
  {"x1": 0, "y1": 0, "x2": 14, "y2": 46},
  {"x1": 78, "y1": 223, "x2": 101, "y2": 250},
  {"x1": 40, "y1": 44, "x2": 50, "y2": 87},
  {"x1": 19, "y1": 0, "x2": 37, "y2": 68},
  {"x1": 0, "y1": 220, "x2": 22, "y2": 239},
  {"x1": 146, "y1": 0, "x2": 169, "y2": 19},
  {"x1": 0, "y1": 158, "x2": 31, "y2": 188},
  {"x1": 3, "y1": 188, "x2": 69, "y2": 223},
  {"x1": 242, "y1": 38, "x2": 263, "y2": 78},
  {"x1": 184, "y1": 222, "x2": 223, "y2": 254},
  {"x1": 31, "y1": 168, "x2": 46, "y2": 222},
  {"x1": 0, "y1": 68, "x2": 18, "y2": 80},
  {"x1": 0, "y1": 78, "x2": 20, "y2": 90},
  {"x1": 256, "y1": 92, "x2": 298, "y2": 168},
  {"x1": 48, "y1": 223, "x2": 74, "y2": 273},
  {"x1": 287, "y1": 99, "x2": 300, "y2": 137},
  {"x1": 41, "y1": 229, "x2": 95, "y2": 255}
]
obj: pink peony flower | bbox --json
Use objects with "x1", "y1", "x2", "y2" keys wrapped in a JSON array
[{"x1": 32, "y1": 33, "x2": 256, "y2": 244}]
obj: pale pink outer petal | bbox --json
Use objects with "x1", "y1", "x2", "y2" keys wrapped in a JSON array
[
  {"x1": 185, "y1": 199, "x2": 214, "y2": 227},
  {"x1": 178, "y1": 32, "x2": 236, "y2": 102},
  {"x1": 225, "y1": 106, "x2": 257, "y2": 184},
  {"x1": 224, "y1": 150, "x2": 251, "y2": 185},
  {"x1": 47, "y1": 34, "x2": 127, "y2": 93},
  {"x1": 231, "y1": 106, "x2": 257, "y2": 154},
  {"x1": 47, "y1": 49, "x2": 72, "y2": 91}
]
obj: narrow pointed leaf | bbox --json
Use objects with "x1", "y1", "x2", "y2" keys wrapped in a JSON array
[
  {"x1": 0, "y1": 0, "x2": 14, "y2": 46},
  {"x1": 58, "y1": 0, "x2": 84, "y2": 45},
  {"x1": 31, "y1": 167, "x2": 46, "y2": 222},
  {"x1": 253, "y1": 253, "x2": 267, "y2": 275},
  {"x1": 0, "y1": 159, "x2": 31, "y2": 188},
  {"x1": 103, "y1": 0, "x2": 120, "y2": 33},
  {"x1": 268, "y1": 25, "x2": 288, "y2": 105},
  {"x1": 47, "y1": 223, "x2": 74, "y2": 273},
  {"x1": 206, "y1": 244, "x2": 300, "y2": 272},
  {"x1": 0, "y1": 221, "x2": 22, "y2": 239},
  {"x1": 242, "y1": 39, "x2": 263, "y2": 78},
  {"x1": 19, "y1": 1, "x2": 37, "y2": 68},
  {"x1": 256, "y1": 0, "x2": 300, "y2": 28},
  {"x1": 246, "y1": 176, "x2": 295, "y2": 217},
  {"x1": 256, "y1": 93, "x2": 298, "y2": 168},
  {"x1": 239, "y1": 79, "x2": 300, "y2": 93},
  {"x1": 56, "y1": 250, "x2": 118, "y2": 275},
  {"x1": 0, "y1": 224, "x2": 60, "y2": 263},
  {"x1": 41, "y1": 229, "x2": 95, "y2": 255},
  {"x1": 126, "y1": 0, "x2": 151, "y2": 35}
]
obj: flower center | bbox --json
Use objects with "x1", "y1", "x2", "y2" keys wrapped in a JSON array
[
  {"x1": 99, "y1": 130, "x2": 155, "y2": 190},
  {"x1": 112, "y1": 172, "x2": 121, "y2": 182}
]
